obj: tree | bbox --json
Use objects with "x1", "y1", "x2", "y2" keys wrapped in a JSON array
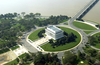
[
  {"x1": 30, "y1": 13, "x2": 34, "y2": 17},
  {"x1": 77, "y1": 50, "x2": 85, "y2": 60},
  {"x1": 18, "y1": 32, "x2": 23, "y2": 36},
  {"x1": 21, "y1": 12, "x2": 25, "y2": 17},
  {"x1": 63, "y1": 51, "x2": 77, "y2": 64},
  {"x1": 14, "y1": 12, "x2": 17, "y2": 17},
  {"x1": 63, "y1": 31, "x2": 68, "y2": 36},
  {"x1": 88, "y1": 36, "x2": 95, "y2": 45},
  {"x1": 87, "y1": 49, "x2": 97, "y2": 57},
  {"x1": 16, "y1": 58, "x2": 19, "y2": 62},
  {"x1": 49, "y1": 39, "x2": 53, "y2": 43},
  {"x1": 34, "y1": 52, "x2": 60, "y2": 65},
  {"x1": 85, "y1": 55, "x2": 91, "y2": 63},
  {"x1": 96, "y1": 51, "x2": 100, "y2": 60},
  {"x1": 35, "y1": 13, "x2": 41, "y2": 17}
]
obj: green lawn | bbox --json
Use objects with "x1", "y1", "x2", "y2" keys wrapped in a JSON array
[
  {"x1": 12, "y1": 23, "x2": 25, "y2": 30},
  {"x1": 21, "y1": 62, "x2": 32, "y2": 65},
  {"x1": 39, "y1": 18, "x2": 45, "y2": 21},
  {"x1": 73, "y1": 21, "x2": 97, "y2": 30},
  {"x1": 93, "y1": 32, "x2": 100, "y2": 36},
  {"x1": 91, "y1": 32, "x2": 100, "y2": 49},
  {"x1": 12, "y1": 23, "x2": 20, "y2": 27},
  {"x1": 0, "y1": 41, "x2": 6, "y2": 44},
  {"x1": 0, "y1": 48, "x2": 10, "y2": 54},
  {"x1": 77, "y1": 60, "x2": 89, "y2": 65},
  {"x1": 84, "y1": 45, "x2": 98, "y2": 56},
  {"x1": 28, "y1": 28, "x2": 45, "y2": 41},
  {"x1": 19, "y1": 53, "x2": 28, "y2": 59},
  {"x1": 0, "y1": 21, "x2": 1, "y2": 23},
  {"x1": 11, "y1": 45, "x2": 19, "y2": 50},
  {"x1": 4, "y1": 58, "x2": 18, "y2": 65},
  {"x1": 59, "y1": 19, "x2": 69, "y2": 23},
  {"x1": 84, "y1": 31, "x2": 94, "y2": 34},
  {"x1": 65, "y1": 23, "x2": 68, "y2": 25},
  {"x1": 84, "y1": 19, "x2": 99, "y2": 24},
  {"x1": 41, "y1": 27, "x2": 81, "y2": 51}
]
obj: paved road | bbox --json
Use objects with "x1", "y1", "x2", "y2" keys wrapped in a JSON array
[
  {"x1": 21, "y1": 26, "x2": 45, "y2": 53},
  {"x1": 21, "y1": 29, "x2": 38, "y2": 53},
  {"x1": 87, "y1": 29, "x2": 100, "y2": 36}
]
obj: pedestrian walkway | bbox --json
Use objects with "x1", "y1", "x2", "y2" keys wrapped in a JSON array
[
  {"x1": 33, "y1": 36, "x2": 50, "y2": 46},
  {"x1": 13, "y1": 45, "x2": 28, "y2": 56},
  {"x1": 7, "y1": 50, "x2": 17, "y2": 60},
  {"x1": 27, "y1": 36, "x2": 50, "y2": 51},
  {"x1": 90, "y1": 45, "x2": 100, "y2": 51}
]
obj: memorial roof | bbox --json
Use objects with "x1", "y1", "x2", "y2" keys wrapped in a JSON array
[{"x1": 48, "y1": 26, "x2": 62, "y2": 33}]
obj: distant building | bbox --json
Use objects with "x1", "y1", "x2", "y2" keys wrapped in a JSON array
[{"x1": 45, "y1": 25, "x2": 64, "y2": 40}]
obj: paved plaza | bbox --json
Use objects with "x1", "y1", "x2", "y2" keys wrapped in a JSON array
[
  {"x1": 33, "y1": 36, "x2": 50, "y2": 46},
  {"x1": 13, "y1": 45, "x2": 28, "y2": 56},
  {"x1": 27, "y1": 36, "x2": 50, "y2": 51}
]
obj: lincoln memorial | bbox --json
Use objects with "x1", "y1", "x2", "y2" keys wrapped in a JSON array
[{"x1": 45, "y1": 26, "x2": 64, "y2": 40}]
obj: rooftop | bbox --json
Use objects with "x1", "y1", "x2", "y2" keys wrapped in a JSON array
[{"x1": 47, "y1": 26, "x2": 62, "y2": 33}]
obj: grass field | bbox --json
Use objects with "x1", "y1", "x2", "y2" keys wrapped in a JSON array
[
  {"x1": 92, "y1": 32, "x2": 100, "y2": 49},
  {"x1": 41, "y1": 27, "x2": 81, "y2": 51},
  {"x1": 84, "y1": 19, "x2": 100, "y2": 24},
  {"x1": 77, "y1": 60, "x2": 89, "y2": 65},
  {"x1": 11, "y1": 45, "x2": 19, "y2": 50},
  {"x1": 93, "y1": 32, "x2": 100, "y2": 36},
  {"x1": 0, "y1": 41, "x2": 6, "y2": 44},
  {"x1": 0, "y1": 48, "x2": 10, "y2": 54},
  {"x1": 28, "y1": 28, "x2": 45, "y2": 41},
  {"x1": 39, "y1": 18, "x2": 45, "y2": 21},
  {"x1": 73, "y1": 21, "x2": 97, "y2": 30},
  {"x1": 65, "y1": 23, "x2": 68, "y2": 25},
  {"x1": 12, "y1": 23, "x2": 25, "y2": 30},
  {"x1": 84, "y1": 31, "x2": 94, "y2": 34},
  {"x1": 19, "y1": 53, "x2": 28, "y2": 59},
  {"x1": 0, "y1": 21, "x2": 1, "y2": 23},
  {"x1": 59, "y1": 19, "x2": 69, "y2": 23},
  {"x1": 4, "y1": 58, "x2": 18, "y2": 65}
]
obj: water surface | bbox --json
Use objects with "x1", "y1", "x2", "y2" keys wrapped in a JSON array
[{"x1": 0, "y1": 0, "x2": 99, "y2": 23}]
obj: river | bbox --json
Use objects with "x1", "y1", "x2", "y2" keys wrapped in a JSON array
[{"x1": 0, "y1": 0, "x2": 100, "y2": 23}]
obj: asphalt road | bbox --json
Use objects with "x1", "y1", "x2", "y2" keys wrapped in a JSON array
[{"x1": 21, "y1": 29, "x2": 38, "y2": 53}]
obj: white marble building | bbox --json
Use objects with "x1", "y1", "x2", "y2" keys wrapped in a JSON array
[{"x1": 45, "y1": 25, "x2": 64, "y2": 40}]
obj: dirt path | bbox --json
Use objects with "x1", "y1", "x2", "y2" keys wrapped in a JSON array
[{"x1": 0, "y1": 53, "x2": 12, "y2": 65}]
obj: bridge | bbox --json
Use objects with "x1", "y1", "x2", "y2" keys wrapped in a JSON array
[
  {"x1": 67, "y1": 0, "x2": 99, "y2": 53},
  {"x1": 68, "y1": 0, "x2": 99, "y2": 24},
  {"x1": 78, "y1": 0, "x2": 99, "y2": 19}
]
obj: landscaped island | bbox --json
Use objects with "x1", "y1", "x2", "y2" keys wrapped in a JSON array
[
  {"x1": 41, "y1": 27, "x2": 81, "y2": 51},
  {"x1": 73, "y1": 21, "x2": 97, "y2": 30},
  {"x1": 88, "y1": 32, "x2": 100, "y2": 49}
]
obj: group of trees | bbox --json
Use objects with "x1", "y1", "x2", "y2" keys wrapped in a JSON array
[
  {"x1": 83, "y1": 45, "x2": 100, "y2": 65},
  {"x1": 63, "y1": 50, "x2": 100, "y2": 65},
  {"x1": 0, "y1": 13, "x2": 17, "y2": 19},
  {"x1": 35, "y1": 15, "x2": 69, "y2": 26},
  {"x1": 49, "y1": 32, "x2": 77, "y2": 48},
  {"x1": 95, "y1": 25, "x2": 100, "y2": 28},
  {"x1": 38, "y1": 30, "x2": 45, "y2": 38},
  {"x1": 63, "y1": 51, "x2": 77, "y2": 65},
  {"x1": 0, "y1": 12, "x2": 41, "y2": 19},
  {"x1": 0, "y1": 19, "x2": 18, "y2": 49},
  {"x1": 24, "y1": 13, "x2": 41, "y2": 19},
  {"x1": 34, "y1": 52, "x2": 60, "y2": 65},
  {"x1": 88, "y1": 36, "x2": 100, "y2": 45},
  {"x1": 0, "y1": 12, "x2": 69, "y2": 53},
  {"x1": 12, "y1": 52, "x2": 60, "y2": 65}
]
